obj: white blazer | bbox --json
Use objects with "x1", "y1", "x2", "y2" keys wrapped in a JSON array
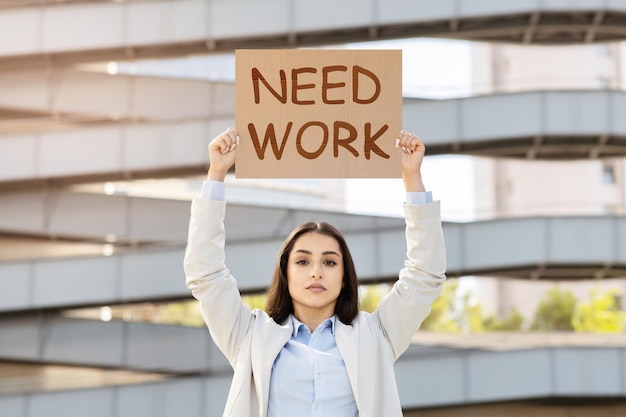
[{"x1": 184, "y1": 198, "x2": 446, "y2": 417}]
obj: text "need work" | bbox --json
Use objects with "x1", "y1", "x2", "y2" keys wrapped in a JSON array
[{"x1": 249, "y1": 65, "x2": 390, "y2": 161}]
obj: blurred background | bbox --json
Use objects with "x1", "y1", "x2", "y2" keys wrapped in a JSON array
[{"x1": 1, "y1": 0, "x2": 626, "y2": 416}]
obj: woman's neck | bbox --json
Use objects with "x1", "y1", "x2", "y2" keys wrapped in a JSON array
[{"x1": 293, "y1": 308, "x2": 334, "y2": 332}]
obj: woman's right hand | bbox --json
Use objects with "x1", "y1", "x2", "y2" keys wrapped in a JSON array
[
  {"x1": 397, "y1": 130, "x2": 426, "y2": 192},
  {"x1": 207, "y1": 127, "x2": 239, "y2": 181}
]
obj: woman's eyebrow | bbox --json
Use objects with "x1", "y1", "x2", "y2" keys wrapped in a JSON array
[{"x1": 294, "y1": 249, "x2": 340, "y2": 257}]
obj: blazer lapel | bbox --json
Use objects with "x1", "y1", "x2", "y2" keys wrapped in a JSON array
[
  {"x1": 254, "y1": 317, "x2": 292, "y2": 417},
  {"x1": 335, "y1": 321, "x2": 360, "y2": 408}
]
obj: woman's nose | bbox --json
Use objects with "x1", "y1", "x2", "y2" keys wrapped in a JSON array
[{"x1": 311, "y1": 263, "x2": 322, "y2": 279}]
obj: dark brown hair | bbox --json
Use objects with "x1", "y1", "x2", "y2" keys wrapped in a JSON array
[{"x1": 265, "y1": 221, "x2": 359, "y2": 325}]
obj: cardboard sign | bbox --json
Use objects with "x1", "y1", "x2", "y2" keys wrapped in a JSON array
[{"x1": 235, "y1": 49, "x2": 402, "y2": 178}]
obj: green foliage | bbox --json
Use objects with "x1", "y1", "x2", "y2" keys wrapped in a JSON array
[
  {"x1": 484, "y1": 308, "x2": 524, "y2": 331},
  {"x1": 415, "y1": 278, "x2": 489, "y2": 333},
  {"x1": 360, "y1": 284, "x2": 390, "y2": 313},
  {"x1": 242, "y1": 293, "x2": 268, "y2": 311},
  {"x1": 530, "y1": 285, "x2": 577, "y2": 331},
  {"x1": 420, "y1": 279, "x2": 462, "y2": 332},
  {"x1": 152, "y1": 282, "x2": 625, "y2": 335},
  {"x1": 572, "y1": 288, "x2": 626, "y2": 333},
  {"x1": 158, "y1": 301, "x2": 205, "y2": 327},
  {"x1": 457, "y1": 284, "x2": 486, "y2": 332}
]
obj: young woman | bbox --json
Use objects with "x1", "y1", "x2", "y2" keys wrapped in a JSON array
[{"x1": 184, "y1": 128, "x2": 446, "y2": 417}]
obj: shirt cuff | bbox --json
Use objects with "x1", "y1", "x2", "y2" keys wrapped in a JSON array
[
  {"x1": 406, "y1": 191, "x2": 433, "y2": 205},
  {"x1": 200, "y1": 180, "x2": 226, "y2": 201}
]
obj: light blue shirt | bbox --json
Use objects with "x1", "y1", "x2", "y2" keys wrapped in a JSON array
[{"x1": 267, "y1": 316, "x2": 358, "y2": 417}]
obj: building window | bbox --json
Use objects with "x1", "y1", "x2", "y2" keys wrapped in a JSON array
[{"x1": 603, "y1": 162, "x2": 616, "y2": 184}]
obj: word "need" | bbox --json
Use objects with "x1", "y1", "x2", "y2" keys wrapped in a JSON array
[{"x1": 252, "y1": 65, "x2": 381, "y2": 105}]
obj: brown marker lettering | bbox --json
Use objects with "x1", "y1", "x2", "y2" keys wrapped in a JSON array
[
  {"x1": 333, "y1": 121, "x2": 358, "y2": 157},
  {"x1": 296, "y1": 121, "x2": 328, "y2": 159},
  {"x1": 322, "y1": 65, "x2": 347, "y2": 105},
  {"x1": 252, "y1": 68, "x2": 287, "y2": 104},
  {"x1": 364, "y1": 123, "x2": 390, "y2": 159},
  {"x1": 292, "y1": 67, "x2": 317, "y2": 105},
  {"x1": 248, "y1": 122, "x2": 293, "y2": 160},
  {"x1": 353, "y1": 65, "x2": 381, "y2": 104}
]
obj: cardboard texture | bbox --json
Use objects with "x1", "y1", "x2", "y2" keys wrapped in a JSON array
[{"x1": 235, "y1": 49, "x2": 402, "y2": 178}]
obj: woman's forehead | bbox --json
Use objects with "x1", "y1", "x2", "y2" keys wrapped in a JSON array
[{"x1": 291, "y1": 231, "x2": 341, "y2": 253}]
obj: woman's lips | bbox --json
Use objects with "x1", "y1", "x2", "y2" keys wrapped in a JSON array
[{"x1": 307, "y1": 284, "x2": 325, "y2": 292}]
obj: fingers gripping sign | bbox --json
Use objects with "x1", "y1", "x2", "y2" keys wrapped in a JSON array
[
  {"x1": 396, "y1": 130, "x2": 425, "y2": 168},
  {"x1": 208, "y1": 128, "x2": 240, "y2": 181},
  {"x1": 395, "y1": 130, "x2": 426, "y2": 192}
]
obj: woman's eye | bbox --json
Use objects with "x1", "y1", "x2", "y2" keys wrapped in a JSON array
[
  {"x1": 296, "y1": 259, "x2": 308, "y2": 265},
  {"x1": 324, "y1": 260, "x2": 337, "y2": 266}
]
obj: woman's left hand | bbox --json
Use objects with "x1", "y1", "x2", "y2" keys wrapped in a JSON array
[{"x1": 396, "y1": 130, "x2": 426, "y2": 192}]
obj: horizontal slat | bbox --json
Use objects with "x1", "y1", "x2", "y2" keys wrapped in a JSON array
[
  {"x1": 1, "y1": 344, "x2": 626, "y2": 416},
  {"x1": 1, "y1": 0, "x2": 626, "y2": 68},
  {"x1": 2, "y1": 90, "x2": 626, "y2": 187},
  {"x1": 0, "y1": 199, "x2": 624, "y2": 312}
]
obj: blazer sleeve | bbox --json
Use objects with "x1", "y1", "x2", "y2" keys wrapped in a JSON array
[
  {"x1": 183, "y1": 198, "x2": 254, "y2": 365},
  {"x1": 372, "y1": 201, "x2": 447, "y2": 360}
]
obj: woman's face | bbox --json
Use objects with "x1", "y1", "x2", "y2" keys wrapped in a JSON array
[{"x1": 286, "y1": 231, "x2": 344, "y2": 320}]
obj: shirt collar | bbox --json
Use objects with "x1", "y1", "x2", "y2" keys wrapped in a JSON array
[{"x1": 291, "y1": 314, "x2": 336, "y2": 337}]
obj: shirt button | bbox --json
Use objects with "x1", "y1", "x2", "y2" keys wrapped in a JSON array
[{"x1": 313, "y1": 403, "x2": 319, "y2": 410}]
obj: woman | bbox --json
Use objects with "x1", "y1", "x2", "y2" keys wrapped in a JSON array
[{"x1": 184, "y1": 128, "x2": 446, "y2": 417}]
